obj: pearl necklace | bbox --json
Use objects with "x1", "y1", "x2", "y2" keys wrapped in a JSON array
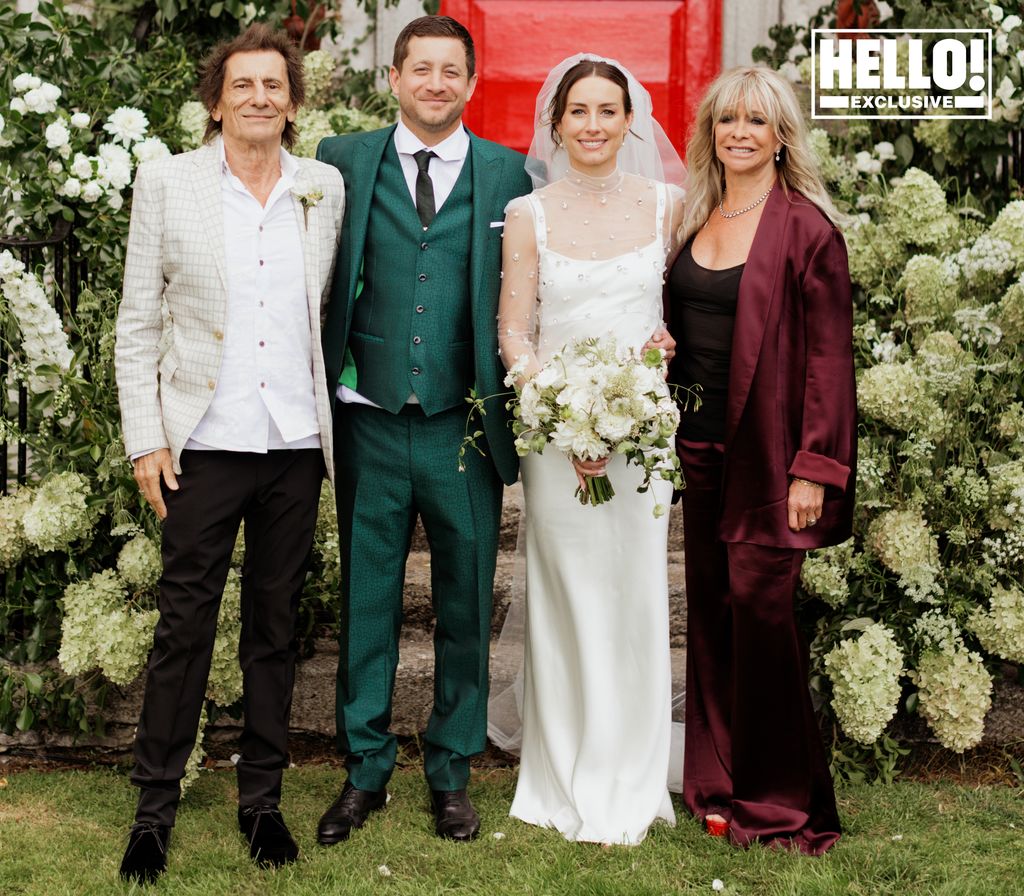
[{"x1": 718, "y1": 184, "x2": 773, "y2": 219}]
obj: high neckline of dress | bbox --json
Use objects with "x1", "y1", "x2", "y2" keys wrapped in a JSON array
[{"x1": 565, "y1": 166, "x2": 625, "y2": 194}]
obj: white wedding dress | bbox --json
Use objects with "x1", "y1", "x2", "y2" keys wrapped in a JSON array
[{"x1": 490, "y1": 170, "x2": 684, "y2": 845}]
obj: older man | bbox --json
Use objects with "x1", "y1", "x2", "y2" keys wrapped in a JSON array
[{"x1": 114, "y1": 24, "x2": 343, "y2": 883}]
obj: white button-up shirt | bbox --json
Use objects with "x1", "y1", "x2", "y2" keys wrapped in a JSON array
[
  {"x1": 338, "y1": 121, "x2": 470, "y2": 408},
  {"x1": 187, "y1": 144, "x2": 320, "y2": 452}
]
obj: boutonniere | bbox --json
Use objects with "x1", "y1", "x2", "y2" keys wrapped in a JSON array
[{"x1": 292, "y1": 185, "x2": 323, "y2": 230}]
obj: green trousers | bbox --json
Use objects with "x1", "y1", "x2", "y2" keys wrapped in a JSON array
[{"x1": 332, "y1": 401, "x2": 503, "y2": 791}]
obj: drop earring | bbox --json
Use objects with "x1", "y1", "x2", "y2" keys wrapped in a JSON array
[{"x1": 775, "y1": 149, "x2": 781, "y2": 163}]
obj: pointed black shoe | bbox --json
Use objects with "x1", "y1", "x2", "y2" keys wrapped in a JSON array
[
  {"x1": 316, "y1": 781, "x2": 387, "y2": 845},
  {"x1": 430, "y1": 789, "x2": 480, "y2": 841},
  {"x1": 238, "y1": 805, "x2": 299, "y2": 868},
  {"x1": 119, "y1": 822, "x2": 170, "y2": 884}
]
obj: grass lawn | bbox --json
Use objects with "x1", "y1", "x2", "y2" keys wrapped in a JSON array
[{"x1": 1, "y1": 763, "x2": 1022, "y2": 895}]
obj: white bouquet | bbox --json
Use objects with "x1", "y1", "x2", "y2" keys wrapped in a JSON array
[{"x1": 509, "y1": 335, "x2": 683, "y2": 512}]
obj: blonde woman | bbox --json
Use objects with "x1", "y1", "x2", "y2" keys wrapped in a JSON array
[{"x1": 666, "y1": 66, "x2": 856, "y2": 854}]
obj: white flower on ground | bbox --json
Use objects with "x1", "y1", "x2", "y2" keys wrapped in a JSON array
[
  {"x1": 70, "y1": 111, "x2": 90, "y2": 129},
  {"x1": 12, "y1": 73, "x2": 42, "y2": 92},
  {"x1": 825, "y1": 622, "x2": 904, "y2": 743},
  {"x1": 44, "y1": 120, "x2": 70, "y2": 150},
  {"x1": 377, "y1": 865, "x2": 392, "y2": 877},
  {"x1": 132, "y1": 136, "x2": 171, "y2": 163},
  {"x1": 103, "y1": 106, "x2": 148, "y2": 145},
  {"x1": 712, "y1": 881, "x2": 725, "y2": 892}
]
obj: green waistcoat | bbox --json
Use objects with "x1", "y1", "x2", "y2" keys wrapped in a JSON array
[{"x1": 346, "y1": 142, "x2": 475, "y2": 415}]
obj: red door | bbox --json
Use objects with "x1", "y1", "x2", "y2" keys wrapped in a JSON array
[{"x1": 441, "y1": 0, "x2": 722, "y2": 155}]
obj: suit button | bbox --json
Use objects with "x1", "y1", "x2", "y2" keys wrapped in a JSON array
[
  {"x1": 413, "y1": 336, "x2": 422, "y2": 345},
  {"x1": 420, "y1": 242, "x2": 428, "y2": 250},
  {"x1": 418, "y1": 273, "x2": 427, "y2": 282},
  {"x1": 208, "y1": 380, "x2": 216, "y2": 390},
  {"x1": 416, "y1": 305, "x2": 425, "y2": 313},
  {"x1": 259, "y1": 259, "x2": 264, "y2": 266},
  {"x1": 411, "y1": 367, "x2": 421, "y2": 375},
  {"x1": 213, "y1": 330, "x2": 223, "y2": 341}
]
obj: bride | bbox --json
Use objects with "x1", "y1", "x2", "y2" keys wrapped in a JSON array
[{"x1": 489, "y1": 55, "x2": 685, "y2": 845}]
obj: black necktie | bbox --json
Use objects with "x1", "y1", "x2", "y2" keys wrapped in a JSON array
[{"x1": 413, "y1": 149, "x2": 436, "y2": 229}]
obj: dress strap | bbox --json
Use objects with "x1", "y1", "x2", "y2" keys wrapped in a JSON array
[{"x1": 525, "y1": 193, "x2": 548, "y2": 250}]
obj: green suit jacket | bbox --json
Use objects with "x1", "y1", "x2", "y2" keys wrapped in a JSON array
[{"x1": 317, "y1": 125, "x2": 532, "y2": 486}]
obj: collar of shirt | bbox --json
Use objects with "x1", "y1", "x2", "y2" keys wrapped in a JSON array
[
  {"x1": 394, "y1": 119, "x2": 469, "y2": 163},
  {"x1": 218, "y1": 138, "x2": 299, "y2": 206}
]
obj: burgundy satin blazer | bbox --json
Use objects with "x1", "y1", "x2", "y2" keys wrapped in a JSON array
[{"x1": 670, "y1": 187, "x2": 857, "y2": 550}]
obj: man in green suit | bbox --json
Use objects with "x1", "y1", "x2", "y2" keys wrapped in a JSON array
[{"x1": 314, "y1": 15, "x2": 532, "y2": 843}]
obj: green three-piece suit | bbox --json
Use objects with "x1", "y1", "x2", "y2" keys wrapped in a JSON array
[{"x1": 316, "y1": 125, "x2": 532, "y2": 790}]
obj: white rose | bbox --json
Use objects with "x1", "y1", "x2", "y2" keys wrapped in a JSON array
[
  {"x1": 997, "y1": 33, "x2": 1009, "y2": 55},
  {"x1": 61, "y1": 177, "x2": 82, "y2": 198},
  {"x1": 58, "y1": 143, "x2": 71, "y2": 159},
  {"x1": 23, "y1": 87, "x2": 58, "y2": 115},
  {"x1": 1017, "y1": 50, "x2": 1024, "y2": 67},
  {"x1": 1003, "y1": 14, "x2": 1021, "y2": 31},
  {"x1": 10, "y1": 97, "x2": 27, "y2": 115},
  {"x1": 989, "y1": 4, "x2": 1004, "y2": 23},
  {"x1": 70, "y1": 112, "x2": 90, "y2": 129},
  {"x1": 874, "y1": 141, "x2": 896, "y2": 161},
  {"x1": 45, "y1": 121, "x2": 70, "y2": 150},
  {"x1": 70, "y1": 153, "x2": 93, "y2": 180},
  {"x1": 855, "y1": 151, "x2": 882, "y2": 174},
  {"x1": 0, "y1": 250, "x2": 26, "y2": 277},
  {"x1": 81, "y1": 181, "x2": 104, "y2": 203},
  {"x1": 132, "y1": 136, "x2": 171, "y2": 163},
  {"x1": 48, "y1": 161, "x2": 62, "y2": 174},
  {"x1": 108, "y1": 192, "x2": 124, "y2": 212},
  {"x1": 12, "y1": 73, "x2": 41, "y2": 92},
  {"x1": 40, "y1": 83, "x2": 60, "y2": 103}
]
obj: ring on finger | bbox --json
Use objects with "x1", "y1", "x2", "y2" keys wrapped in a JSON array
[{"x1": 807, "y1": 517, "x2": 818, "y2": 526}]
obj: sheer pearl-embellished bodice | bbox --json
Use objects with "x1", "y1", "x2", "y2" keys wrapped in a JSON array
[{"x1": 498, "y1": 170, "x2": 683, "y2": 380}]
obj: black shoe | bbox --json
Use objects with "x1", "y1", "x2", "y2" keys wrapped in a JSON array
[
  {"x1": 238, "y1": 805, "x2": 299, "y2": 868},
  {"x1": 430, "y1": 789, "x2": 480, "y2": 841},
  {"x1": 119, "y1": 822, "x2": 170, "y2": 884},
  {"x1": 316, "y1": 781, "x2": 387, "y2": 845}
]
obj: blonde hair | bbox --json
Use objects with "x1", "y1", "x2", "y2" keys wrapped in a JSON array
[{"x1": 681, "y1": 66, "x2": 844, "y2": 242}]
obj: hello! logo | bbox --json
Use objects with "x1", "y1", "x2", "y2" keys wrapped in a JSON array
[{"x1": 811, "y1": 29, "x2": 993, "y2": 119}]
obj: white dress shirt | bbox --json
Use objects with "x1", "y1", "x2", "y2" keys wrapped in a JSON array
[
  {"x1": 338, "y1": 121, "x2": 470, "y2": 407},
  {"x1": 186, "y1": 144, "x2": 320, "y2": 453}
]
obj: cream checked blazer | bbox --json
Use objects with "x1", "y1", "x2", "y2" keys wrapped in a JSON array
[{"x1": 115, "y1": 138, "x2": 344, "y2": 481}]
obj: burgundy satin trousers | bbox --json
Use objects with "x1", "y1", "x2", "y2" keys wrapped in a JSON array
[{"x1": 679, "y1": 440, "x2": 841, "y2": 855}]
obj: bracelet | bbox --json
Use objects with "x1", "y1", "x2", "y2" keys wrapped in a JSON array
[{"x1": 791, "y1": 476, "x2": 824, "y2": 489}]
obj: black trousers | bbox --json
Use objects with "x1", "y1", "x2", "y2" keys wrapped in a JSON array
[{"x1": 131, "y1": 448, "x2": 324, "y2": 826}]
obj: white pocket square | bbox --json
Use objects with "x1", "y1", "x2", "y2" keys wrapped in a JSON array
[{"x1": 489, "y1": 221, "x2": 504, "y2": 229}]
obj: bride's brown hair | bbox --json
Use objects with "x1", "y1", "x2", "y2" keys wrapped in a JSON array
[{"x1": 545, "y1": 60, "x2": 633, "y2": 145}]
